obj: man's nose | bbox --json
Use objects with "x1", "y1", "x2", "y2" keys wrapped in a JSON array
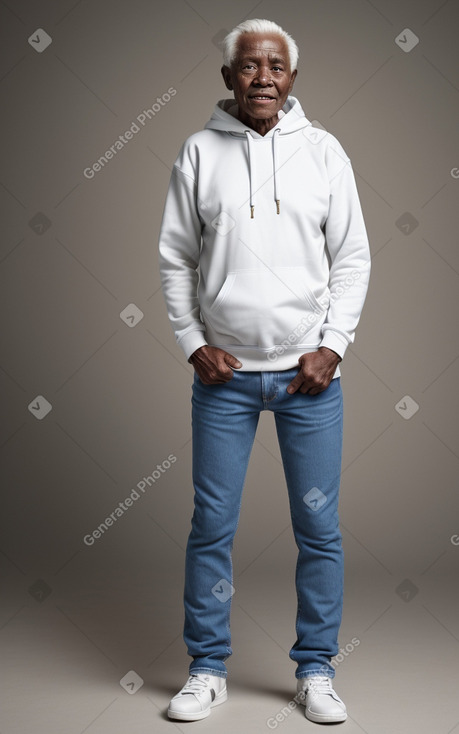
[{"x1": 253, "y1": 67, "x2": 273, "y2": 85}]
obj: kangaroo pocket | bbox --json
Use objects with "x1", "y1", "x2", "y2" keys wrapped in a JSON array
[{"x1": 202, "y1": 267, "x2": 326, "y2": 348}]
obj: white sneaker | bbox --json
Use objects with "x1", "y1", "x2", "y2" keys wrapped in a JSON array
[
  {"x1": 167, "y1": 673, "x2": 227, "y2": 721},
  {"x1": 295, "y1": 675, "x2": 347, "y2": 723}
]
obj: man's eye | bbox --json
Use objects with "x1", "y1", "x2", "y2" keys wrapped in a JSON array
[{"x1": 273, "y1": 66, "x2": 282, "y2": 71}]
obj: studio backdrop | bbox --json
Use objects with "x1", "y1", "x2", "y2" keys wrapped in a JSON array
[{"x1": 0, "y1": 1, "x2": 458, "y2": 732}]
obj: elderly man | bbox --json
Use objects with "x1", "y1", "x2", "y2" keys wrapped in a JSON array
[{"x1": 159, "y1": 18, "x2": 370, "y2": 724}]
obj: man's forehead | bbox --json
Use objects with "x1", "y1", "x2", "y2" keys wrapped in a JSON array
[{"x1": 236, "y1": 34, "x2": 289, "y2": 58}]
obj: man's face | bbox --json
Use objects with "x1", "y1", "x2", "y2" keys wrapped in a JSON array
[{"x1": 221, "y1": 33, "x2": 297, "y2": 125}]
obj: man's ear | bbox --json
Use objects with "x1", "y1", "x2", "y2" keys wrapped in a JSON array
[
  {"x1": 288, "y1": 68, "x2": 298, "y2": 93},
  {"x1": 221, "y1": 65, "x2": 233, "y2": 90}
]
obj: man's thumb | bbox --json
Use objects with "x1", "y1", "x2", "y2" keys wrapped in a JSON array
[{"x1": 226, "y1": 354, "x2": 242, "y2": 369}]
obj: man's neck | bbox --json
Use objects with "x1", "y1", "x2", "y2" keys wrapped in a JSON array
[{"x1": 236, "y1": 111, "x2": 280, "y2": 136}]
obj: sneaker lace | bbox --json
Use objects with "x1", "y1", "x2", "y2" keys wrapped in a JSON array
[
  {"x1": 183, "y1": 674, "x2": 212, "y2": 695},
  {"x1": 308, "y1": 676, "x2": 333, "y2": 695},
  {"x1": 307, "y1": 676, "x2": 343, "y2": 703}
]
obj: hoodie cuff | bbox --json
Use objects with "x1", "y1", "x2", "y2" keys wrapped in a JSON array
[
  {"x1": 179, "y1": 330, "x2": 208, "y2": 362},
  {"x1": 319, "y1": 330, "x2": 349, "y2": 360}
]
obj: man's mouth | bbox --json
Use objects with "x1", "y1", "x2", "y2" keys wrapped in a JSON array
[{"x1": 250, "y1": 95, "x2": 275, "y2": 101}]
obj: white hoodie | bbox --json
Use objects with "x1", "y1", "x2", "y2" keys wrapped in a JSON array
[{"x1": 158, "y1": 96, "x2": 370, "y2": 374}]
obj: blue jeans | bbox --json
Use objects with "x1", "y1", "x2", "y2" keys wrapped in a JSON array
[{"x1": 185, "y1": 368, "x2": 344, "y2": 680}]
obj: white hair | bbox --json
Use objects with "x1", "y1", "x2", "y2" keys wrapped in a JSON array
[{"x1": 222, "y1": 18, "x2": 299, "y2": 71}]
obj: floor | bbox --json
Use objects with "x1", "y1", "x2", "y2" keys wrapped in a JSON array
[{"x1": 1, "y1": 566, "x2": 458, "y2": 734}]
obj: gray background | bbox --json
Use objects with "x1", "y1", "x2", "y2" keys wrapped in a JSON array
[{"x1": 1, "y1": 1, "x2": 458, "y2": 732}]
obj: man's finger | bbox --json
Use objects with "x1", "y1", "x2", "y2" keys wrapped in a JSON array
[{"x1": 287, "y1": 373, "x2": 304, "y2": 394}]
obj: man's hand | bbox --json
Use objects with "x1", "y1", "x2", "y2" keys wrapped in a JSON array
[
  {"x1": 286, "y1": 347, "x2": 341, "y2": 396},
  {"x1": 189, "y1": 345, "x2": 242, "y2": 384}
]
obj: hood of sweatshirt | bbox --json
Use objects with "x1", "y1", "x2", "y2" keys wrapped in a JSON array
[{"x1": 204, "y1": 96, "x2": 311, "y2": 218}]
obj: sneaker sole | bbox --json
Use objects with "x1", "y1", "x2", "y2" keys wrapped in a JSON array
[
  {"x1": 305, "y1": 708, "x2": 347, "y2": 723},
  {"x1": 167, "y1": 689, "x2": 227, "y2": 721}
]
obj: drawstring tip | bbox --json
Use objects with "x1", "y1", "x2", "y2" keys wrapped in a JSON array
[
  {"x1": 276, "y1": 199, "x2": 280, "y2": 215},
  {"x1": 250, "y1": 205, "x2": 254, "y2": 219}
]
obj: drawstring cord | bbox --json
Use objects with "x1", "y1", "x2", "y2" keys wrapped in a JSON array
[
  {"x1": 272, "y1": 128, "x2": 281, "y2": 215},
  {"x1": 244, "y1": 128, "x2": 282, "y2": 218},
  {"x1": 244, "y1": 131, "x2": 255, "y2": 218}
]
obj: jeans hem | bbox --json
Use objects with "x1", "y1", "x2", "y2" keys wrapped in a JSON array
[
  {"x1": 296, "y1": 668, "x2": 336, "y2": 680},
  {"x1": 189, "y1": 666, "x2": 227, "y2": 679}
]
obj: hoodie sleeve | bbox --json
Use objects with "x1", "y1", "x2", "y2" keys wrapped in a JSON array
[
  {"x1": 158, "y1": 147, "x2": 208, "y2": 361},
  {"x1": 319, "y1": 137, "x2": 371, "y2": 359}
]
